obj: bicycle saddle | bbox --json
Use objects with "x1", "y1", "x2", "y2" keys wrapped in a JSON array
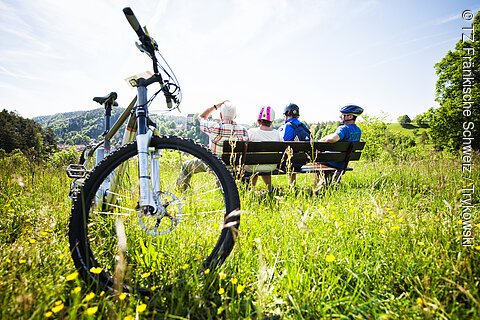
[{"x1": 93, "y1": 92, "x2": 118, "y2": 106}]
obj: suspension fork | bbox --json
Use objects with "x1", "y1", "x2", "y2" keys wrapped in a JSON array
[{"x1": 135, "y1": 84, "x2": 152, "y2": 210}]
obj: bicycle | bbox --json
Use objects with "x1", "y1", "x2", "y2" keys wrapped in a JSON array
[{"x1": 66, "y1": 7, "x2": 240, "y2": 296}]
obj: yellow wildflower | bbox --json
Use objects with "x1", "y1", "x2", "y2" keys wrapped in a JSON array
[
  {"x1": 325, "y1": 254, "x2": 335, "y2": 263},
  {"x1": 237, "y1": 284, "x2": 245, "y2": 294},
  {"x1": 141, "y1": 272, "x2": 151, "y2": 278},
  {"x1": 19, "y1": 259, "x2": 27, "y2": 264},
  {"x1": 204, "y1": 268, "x2": 210, "y2": 275},
  {"x1": 72, "y1": 287, "x2": 81, "y2": 294},
  {"x1": 136, "y1": 303, "x2": 147, "y2": 313},
  {"x1": 474, "y1": 246, "x2": 480, "y2": 251},
  {"x1": 44, "y1": 311, "x2": 53, "y2": 318},
  {"x1": 85, "y1": 306, "x2": 98, "y2": 315},
  {"x1": 90, "y1": 267, "x2": 102, "y2": 274},
  {"x1": 416, "y1": 297, "x2": 423, "y2": 305},
  {"x1": 84, "y1": 292, "x2": 95, "y2": 302},
  {"x1": 218, "y1": 287, "x2": 225, "y2": 295},
  {"x1": 124, "y1": 316, "x2": 135, "y2": 320},
  {"x1": 219, "y1": 271, "x2": 227, "y2": 280},
  {"x1": 118, "y1": 293, "x2": 127, "y2": 301},
  {"x1": 51, "y1": 303, "x2": 64, "y2": 313},
  {"x1": 66, "y1": 271, "x2": 78, "y2": 281},
  {"x1": 28, "y1": 238, "x2": 36, "y2": 244},
  {"x1": 231, "y1": 277, "x2": 238, "y2": 284},
  {"x1": 181, "y1": 264, "x2": 189, "y2": 270}
]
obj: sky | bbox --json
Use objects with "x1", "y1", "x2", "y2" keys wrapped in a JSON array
[{"x1": 0, "y1": 0, "x2": 478, "y2": 124}]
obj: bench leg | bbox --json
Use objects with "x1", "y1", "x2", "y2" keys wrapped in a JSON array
[
  {"x1": 288, "y1": 173, "x2": 297, "y2": 187},
  {"x1": 314, "y1": 170, "x2": 343, "y2": 189}
]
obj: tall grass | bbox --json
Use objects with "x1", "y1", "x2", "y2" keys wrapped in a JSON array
[{"x1": 0, "y1": 150, "x2": 478, "y2": 319}]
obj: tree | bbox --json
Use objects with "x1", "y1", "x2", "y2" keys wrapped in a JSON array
[
  {"x1": 397, "y1": 115, "x2": 412, "y2": 127},
  {"x1": 432, "y1": 11, "x2": 480, "y2": 151},
  {"x1": 0, "y1": 109, "x2": 57, "y2": 159},
  {"x1": 413, "y1": 107, "x2": 435, "y2": 128}
]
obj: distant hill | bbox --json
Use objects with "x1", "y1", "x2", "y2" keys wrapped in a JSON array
[{"x1": 33, "y1": 108, "x2": 207, "y2": 146}]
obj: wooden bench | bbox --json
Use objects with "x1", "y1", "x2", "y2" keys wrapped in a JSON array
[{"x1": 221, "y1": 141, "x2": 365, "y2": 178}]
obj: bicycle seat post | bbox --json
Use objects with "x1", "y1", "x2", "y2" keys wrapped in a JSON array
[{"x1": 104, "y1": 102, "x2": 113, "y2": 154}]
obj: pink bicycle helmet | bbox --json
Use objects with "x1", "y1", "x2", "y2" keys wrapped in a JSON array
[{"x1": 258, "y1": 106, "x2": 275, "y2": 122}]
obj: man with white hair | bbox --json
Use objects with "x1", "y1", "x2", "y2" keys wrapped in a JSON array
[
  {"x1": 198, "y1": 100, "x2": 248, "y2": 155},
  {"x1": 177, "y1": 100, "x2": 248, "y2": 190}
]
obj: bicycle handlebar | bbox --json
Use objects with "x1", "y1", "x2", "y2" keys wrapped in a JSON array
[
  {"x1": 123, "y1": 7, "x2": 145, "y2": 38},
  {"x1": 123, "y1": 7, "x2": 180, "y2": 110}
]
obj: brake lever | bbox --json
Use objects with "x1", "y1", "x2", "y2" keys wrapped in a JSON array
[
  {"x1": 143, "y1": 26, "x2": 158, "y2": 51},
  {"x1": 135, "y1": 28, "x2": 158, "y2": 57}
]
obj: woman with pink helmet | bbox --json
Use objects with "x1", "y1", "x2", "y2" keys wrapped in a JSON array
[{"x1": 246, "y1": 106, "x2": 282, "y2": 191}]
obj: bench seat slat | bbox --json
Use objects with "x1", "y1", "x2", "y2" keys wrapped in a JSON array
[
  {"x1": 222, "y1": 151, "x2": 362, "y2": 166},
  {"x1": 222, "y1": 141, "x2": 365, "y2": 153}
]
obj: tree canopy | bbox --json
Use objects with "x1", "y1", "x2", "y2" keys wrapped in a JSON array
[
  {"x1": 397, "y1": 115, "x2": 412, "y2": 127},
  {"x1": 431, "y1": 11, "x2": 480, "y2": 151},
  {"x1": 0, "y1": 109, "x2": 57, "y2": 159}
]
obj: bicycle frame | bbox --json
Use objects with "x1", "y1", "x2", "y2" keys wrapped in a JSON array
[{"x1": 91, "y1": 83, "x2": 164, "y2": 214}]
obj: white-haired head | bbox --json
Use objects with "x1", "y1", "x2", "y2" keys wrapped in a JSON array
[{"x1": 220, "y1": 101, "x2": 237, "y2": 121}]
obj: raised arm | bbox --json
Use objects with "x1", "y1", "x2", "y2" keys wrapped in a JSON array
[{"x1": 199, "y1": 100, "x2": 228, "y2": 120}]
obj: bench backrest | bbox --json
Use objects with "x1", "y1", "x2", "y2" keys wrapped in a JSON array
[{"x1": 221, "y1": 141, "x2": 365, "y2": 170}]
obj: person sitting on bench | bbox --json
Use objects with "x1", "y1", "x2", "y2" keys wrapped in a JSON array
[
  {"x1": 246, "y1": 106, "x2": 282, "y2": 191},
  {"x1": 319, "y1": 104, "x2": 364, "y2": 182},
  {"x1": 177, "y1": 100, "x2": 248, "y2": 190},
  {"x1": 278, "y1": 103, "x2": 311, "y2": 185}
]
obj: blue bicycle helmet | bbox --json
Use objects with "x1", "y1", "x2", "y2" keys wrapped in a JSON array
[
  {"x1": 284, "y1": 103, "x2": 300, "y2": 117},
  {"x1": 340, "y1": 105, "x2": 363, "y2": 116}
]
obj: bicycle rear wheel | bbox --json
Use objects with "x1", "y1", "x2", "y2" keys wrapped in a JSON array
[{"x1": 69, "y1": 136, "x2": 240, "y2": 295}]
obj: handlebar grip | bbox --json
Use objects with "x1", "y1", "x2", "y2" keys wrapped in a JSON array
[{"x1": 123, "y1": 7, "x2": 145, "y2": 38}]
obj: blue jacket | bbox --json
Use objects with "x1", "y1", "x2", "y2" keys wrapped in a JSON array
[{"x1": 279, "y1": 118, "x2": 310, "y2": 141}]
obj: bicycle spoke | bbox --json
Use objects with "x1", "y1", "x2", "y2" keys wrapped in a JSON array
[{"x1": 92, "y1": 211, "x2": 131, "y2": 217}]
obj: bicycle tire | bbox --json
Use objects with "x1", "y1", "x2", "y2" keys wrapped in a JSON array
[{"x1": 69, "y1": 135, "x2": 240, "y2": 295}]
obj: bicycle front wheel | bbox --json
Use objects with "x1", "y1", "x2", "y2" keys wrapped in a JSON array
[{"x1": 69, "y1": 136, "x2": 240, "y2": 295}]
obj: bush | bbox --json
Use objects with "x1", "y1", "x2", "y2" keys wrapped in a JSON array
[
  {"x1": 48, "y1": 147, "x2": 80, "y2": 168},
  {"x1": 360, "y1": 116, "x2": 423, "y2": 162}
]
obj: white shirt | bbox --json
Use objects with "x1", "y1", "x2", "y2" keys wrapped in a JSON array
[
  {"x1": 248, "y1": 127, "x2": 283, "y2": 142},
  {"x1": 246, "y1": 127, "x2": 282, "y2": 173}
]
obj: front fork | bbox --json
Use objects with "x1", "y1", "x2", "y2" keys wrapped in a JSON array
[{"x1": 136, "y1": 129, "x2": 159, "y2": 212}]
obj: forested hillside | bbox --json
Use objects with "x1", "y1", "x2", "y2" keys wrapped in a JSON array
[{"x1": 34, "y1": 108, "x2": 209, "y2": 146}]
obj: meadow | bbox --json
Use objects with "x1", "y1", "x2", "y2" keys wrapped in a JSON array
[{"x1": 0, "y1": 148, "x2": 479, "y2": 319}]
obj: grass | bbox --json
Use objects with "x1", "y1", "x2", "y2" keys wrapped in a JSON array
[
  {"x1": 0, "y1": 150, "x2": 479, "y2": 319},
  {"x1": 387, "y1": 123, "x2": 427, "y2": 138}
]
